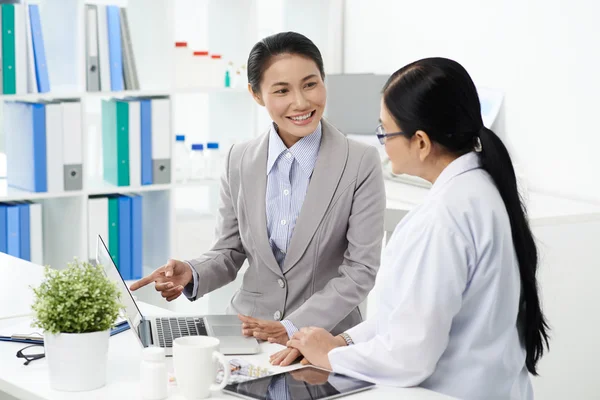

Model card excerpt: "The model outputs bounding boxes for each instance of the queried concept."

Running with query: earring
[473,136,483,153]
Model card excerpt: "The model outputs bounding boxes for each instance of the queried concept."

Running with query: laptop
[96,235,260,356]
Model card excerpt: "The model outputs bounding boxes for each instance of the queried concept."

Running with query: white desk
[384,180,600,234]
[0,253,455,400]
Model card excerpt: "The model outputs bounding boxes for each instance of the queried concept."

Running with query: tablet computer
[223,366,375,400]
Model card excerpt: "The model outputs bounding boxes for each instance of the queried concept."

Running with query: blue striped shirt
[267,122,322,337]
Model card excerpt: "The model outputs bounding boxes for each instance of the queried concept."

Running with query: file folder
[128,100,141,187]
[62,100,83,191]
[14,3,26,94]
[102,100,130,186]
[0,204,7,254]
[44,102,64,193]
[140,99,153,185]
[29,202,43,265]
[117,195,131,280]
[6,204,20,258]
[108,196,119,270]
[18,202,30,261]
[85,4,100,92]
[28,4,49,93]
[4,102,47,192]
[24,3,37,93]
[97,5,111,91]
[150,97,171,184]
[119,7,139,90]
[2,4,16,94]
[130,194,142,280]
[87,196,108,262]
[106,5,123,91]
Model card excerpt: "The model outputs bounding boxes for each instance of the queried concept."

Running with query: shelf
[85,178,173,196]
[0,179,84,202]
[0,87,247,102]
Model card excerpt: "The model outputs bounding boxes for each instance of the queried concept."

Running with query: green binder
[108,196,119,270]
[2,4,16,95]
[102,100,130,186]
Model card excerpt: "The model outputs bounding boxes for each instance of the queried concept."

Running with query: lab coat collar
[429,152,482,196]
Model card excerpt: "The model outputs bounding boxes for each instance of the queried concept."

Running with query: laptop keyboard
[156,317,207,348]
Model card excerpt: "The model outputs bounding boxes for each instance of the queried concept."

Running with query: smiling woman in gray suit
[131,32,385,352]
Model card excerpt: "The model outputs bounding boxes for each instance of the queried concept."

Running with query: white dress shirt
[328,152,533,400]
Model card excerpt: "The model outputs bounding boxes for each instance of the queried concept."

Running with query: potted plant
[31,259,122,392]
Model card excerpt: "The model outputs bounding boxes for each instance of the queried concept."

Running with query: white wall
[344,0,600,202]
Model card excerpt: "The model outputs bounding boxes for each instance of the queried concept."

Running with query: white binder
[87,197,108,262]
[62,101,83,191]
[97,5,111,92]
[151,97,171,184]
[24,2,37,93]
[128,100,141,187]
[14,3,27,95]
[45,102,64,193]
[29,202,43,265]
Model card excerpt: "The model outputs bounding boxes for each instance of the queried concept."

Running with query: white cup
[173,336,230,399]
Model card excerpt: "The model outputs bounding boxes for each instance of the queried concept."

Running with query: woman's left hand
[287,327,346,370]
[238,315,289,345]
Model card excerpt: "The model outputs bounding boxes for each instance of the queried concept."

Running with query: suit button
[278,279,285,288]
[273,311,282,321]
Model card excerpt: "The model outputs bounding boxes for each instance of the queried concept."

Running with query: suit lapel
[240,130,283,277]
[282,119,348,274]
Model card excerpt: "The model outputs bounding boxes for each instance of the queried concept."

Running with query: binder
[28,4,49,93]
[18,202,30,261]
[96,5,111,91]
[128,100,141,187]
[85,4,100,92]
[117,196,131,280]
[44,102,64,193]
[0,204,7,254]
[62,100,83,191]
[119,7,139,90]
[102,100,130,186]
[29,202,43,265]
[140,99,153,185]
[14,3,26,94]
[130,194,142,280]
[108,196,119,270]
[87,196,108,262]
[24,3,37,93]
[6,204,20,258]
[106,6,123,91]
[150,97,171,184]
[4,102,47,192]
[2,4,15,94]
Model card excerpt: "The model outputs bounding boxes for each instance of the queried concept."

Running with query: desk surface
[0,253,455,400]
[385,180,600,226]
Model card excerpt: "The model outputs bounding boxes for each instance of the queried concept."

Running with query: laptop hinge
[139,318,153,347]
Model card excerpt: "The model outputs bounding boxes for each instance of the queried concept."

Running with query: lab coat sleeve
[286,147,385,334]
[345,318,377,343]
[328,221,472,387]
[184,145,247,300]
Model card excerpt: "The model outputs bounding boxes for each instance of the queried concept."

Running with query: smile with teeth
[288,111,315,121]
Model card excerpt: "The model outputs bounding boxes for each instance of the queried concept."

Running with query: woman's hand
[287,327,347,370]
[129,259,193,302]
[238,315,289,345]
[270,347,304,366]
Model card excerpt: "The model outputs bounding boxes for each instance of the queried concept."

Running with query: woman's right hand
[270,347,307,367]
[129,259,193,302]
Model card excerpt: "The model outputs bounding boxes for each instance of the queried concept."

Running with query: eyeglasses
[375,124,407,145]
[16,344,45,365]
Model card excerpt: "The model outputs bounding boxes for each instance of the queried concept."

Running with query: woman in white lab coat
[274,57,550,400]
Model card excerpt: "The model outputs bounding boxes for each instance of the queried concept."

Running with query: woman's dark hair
[247,31,325,94]
[382,57,549,375]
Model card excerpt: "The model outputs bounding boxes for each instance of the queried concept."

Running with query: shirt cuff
[280,319,299,339]
[183,261,199,300]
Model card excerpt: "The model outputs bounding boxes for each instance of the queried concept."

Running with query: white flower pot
[44,329,110,392]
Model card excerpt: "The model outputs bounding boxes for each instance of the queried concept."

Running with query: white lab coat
[328,152,533,400]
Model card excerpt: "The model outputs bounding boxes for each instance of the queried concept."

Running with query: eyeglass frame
[375,124,408,145]
[16,343,45,365]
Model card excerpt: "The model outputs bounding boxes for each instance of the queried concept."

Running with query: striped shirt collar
[266,121,322,176]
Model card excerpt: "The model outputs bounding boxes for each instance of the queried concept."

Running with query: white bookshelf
[0,0,343,311]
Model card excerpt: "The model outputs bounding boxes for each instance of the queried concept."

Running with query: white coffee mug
[173,336,230,399]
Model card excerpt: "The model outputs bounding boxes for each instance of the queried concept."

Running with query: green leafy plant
[31,259,123,334]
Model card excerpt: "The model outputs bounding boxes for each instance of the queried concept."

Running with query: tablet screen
[223,366,375,400]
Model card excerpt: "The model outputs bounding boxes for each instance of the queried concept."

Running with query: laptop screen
[96,235,144,341]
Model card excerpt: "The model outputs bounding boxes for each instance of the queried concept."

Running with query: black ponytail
[478,126,550,375]
[383,57,549,375]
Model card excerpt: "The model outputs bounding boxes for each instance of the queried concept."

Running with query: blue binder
[140,99,153,185]
[6,205,20,258]
[106,6,124,91]
[18,203,30,261]
[0,204,7,254]
[28,5,50,93]
[117,196,132,280]
[130,195,142,280]
[4,103,47,192]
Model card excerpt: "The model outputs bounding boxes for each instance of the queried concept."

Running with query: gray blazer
[186,119,385,335]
